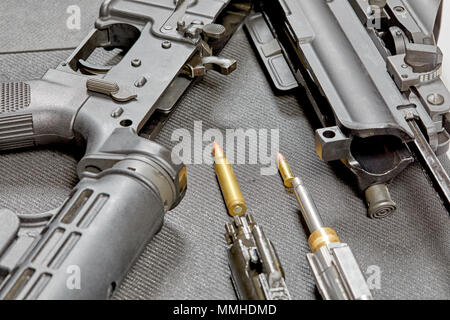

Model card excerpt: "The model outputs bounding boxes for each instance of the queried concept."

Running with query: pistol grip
[0,82,34,150]
[0,70,89,151]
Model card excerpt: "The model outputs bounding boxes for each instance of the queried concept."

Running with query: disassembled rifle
[213,142,291,300]
[0,0,447,300]
[277,153,373,300]
[246,0,450,217]
[0,0,250,299]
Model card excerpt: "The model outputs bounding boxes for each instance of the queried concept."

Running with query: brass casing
[178,166,187,194]
[278,159,294,188]
[214,150,247,216]
[308,227,340,252]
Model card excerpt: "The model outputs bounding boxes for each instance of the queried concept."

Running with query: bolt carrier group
[225,214,291,300]
[213,142,291,300]
[277,153,373,300]
[212,143,373,300]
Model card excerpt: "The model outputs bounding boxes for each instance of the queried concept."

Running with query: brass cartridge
[213,141,247,216]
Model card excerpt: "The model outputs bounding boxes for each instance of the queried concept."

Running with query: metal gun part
[247,0,450,217]
[277,155,372,300]
[0,0,251,299]
[225,214,291,300]
[291,177,373,300]
[406,115,450,212]
[307,242,374,300]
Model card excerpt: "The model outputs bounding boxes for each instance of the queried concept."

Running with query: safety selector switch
[182,23,236,77]
[86,78,137,102]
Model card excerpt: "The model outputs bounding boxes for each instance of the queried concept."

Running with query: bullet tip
[212,141,223,156]
[276,152,286,165]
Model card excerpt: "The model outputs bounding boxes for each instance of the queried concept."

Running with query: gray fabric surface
[0,0,103,53]
[0,1,449,300]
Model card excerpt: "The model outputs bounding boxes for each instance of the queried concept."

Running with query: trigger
[78,59,112,75]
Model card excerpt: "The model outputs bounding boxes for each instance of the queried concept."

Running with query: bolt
[164,25,173,31]
[427,93,445,106]
[162,40,172,49]
[131,59,141,67]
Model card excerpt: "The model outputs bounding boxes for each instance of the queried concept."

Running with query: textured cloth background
[0,0,104,53]
[0,1,449,300]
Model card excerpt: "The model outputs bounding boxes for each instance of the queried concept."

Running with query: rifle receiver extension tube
[213,141,247,216]
[277,153,373,300]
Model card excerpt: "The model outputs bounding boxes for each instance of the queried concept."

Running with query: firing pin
[213,141,247,216]
[225,214,291,300]
[277,153,373,300]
